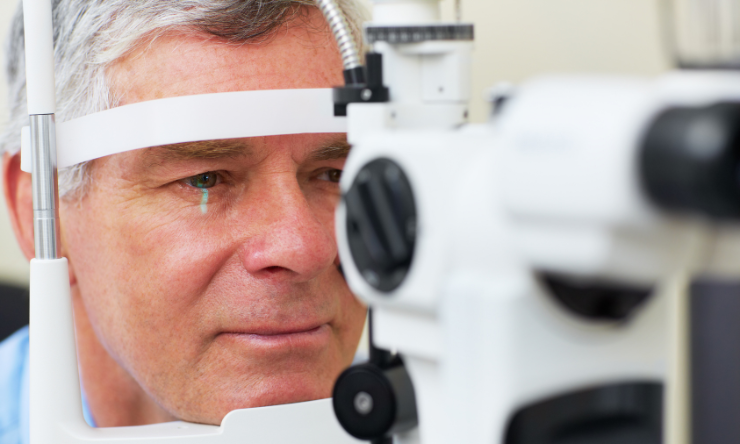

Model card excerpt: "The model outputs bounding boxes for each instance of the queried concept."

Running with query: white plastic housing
[337,118,490,317]
[337,71,740,444]
[497,72,740,284]
[443,145,676,443]
[30,259,84,443]
[22,0,56,114]
[370,41,472,129]
[340,72,740,319]
[336,118,492,444]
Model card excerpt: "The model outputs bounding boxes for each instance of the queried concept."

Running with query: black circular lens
[344,158,417,292]
[641,102,740,219]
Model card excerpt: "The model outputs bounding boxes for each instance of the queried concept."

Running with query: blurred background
[1,0,28,341]
[0,0,671,338]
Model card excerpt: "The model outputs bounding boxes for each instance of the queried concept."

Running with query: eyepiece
[344,158,417,292]
[640,102,740,219]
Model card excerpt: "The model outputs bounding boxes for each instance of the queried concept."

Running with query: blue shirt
[0,327,95,444]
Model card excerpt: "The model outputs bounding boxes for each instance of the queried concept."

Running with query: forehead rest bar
[20,88,346,172]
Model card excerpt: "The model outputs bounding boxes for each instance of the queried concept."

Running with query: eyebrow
[310,140,352,161]
[142,137,351,165]
[144,139,249,163]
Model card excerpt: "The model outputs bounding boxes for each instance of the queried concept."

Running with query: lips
[234,323,325,336]
[217,323,332,352]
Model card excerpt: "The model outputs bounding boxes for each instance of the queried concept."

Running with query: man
[0,0,368,440]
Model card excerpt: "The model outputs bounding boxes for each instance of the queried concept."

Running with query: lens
[640,102,740,219]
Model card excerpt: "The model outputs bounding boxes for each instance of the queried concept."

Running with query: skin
[2,8,367,426]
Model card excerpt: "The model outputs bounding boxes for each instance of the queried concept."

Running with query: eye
[185,172,219,189]
[317,169,342,183]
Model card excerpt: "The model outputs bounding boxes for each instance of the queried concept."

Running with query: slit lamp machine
[20,0,740,443]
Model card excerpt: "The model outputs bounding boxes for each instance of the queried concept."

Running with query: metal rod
[315,0,362,71]
[30,114,60,260]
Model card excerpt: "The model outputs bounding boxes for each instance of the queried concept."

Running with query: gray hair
[0,0,366,198]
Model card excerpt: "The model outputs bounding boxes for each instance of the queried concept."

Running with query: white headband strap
[20,88,345,172]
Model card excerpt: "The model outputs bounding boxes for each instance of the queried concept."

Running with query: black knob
[332,361,418,440]
[641,102,740,219]
[344,158,417,292]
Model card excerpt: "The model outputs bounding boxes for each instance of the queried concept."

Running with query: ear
[3,151,35,261]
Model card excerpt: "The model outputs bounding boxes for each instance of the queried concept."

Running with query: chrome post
[30,113,60,260]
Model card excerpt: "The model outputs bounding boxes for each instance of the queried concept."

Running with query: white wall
[0,0,672,287]
[444,0,671,122]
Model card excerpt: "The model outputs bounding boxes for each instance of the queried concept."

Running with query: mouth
[218,323,332,351]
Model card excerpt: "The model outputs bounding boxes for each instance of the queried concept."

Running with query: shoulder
[0,327,29,444]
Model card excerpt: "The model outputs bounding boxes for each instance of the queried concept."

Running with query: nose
[237,175,337,282]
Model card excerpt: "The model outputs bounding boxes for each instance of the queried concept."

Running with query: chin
[167,333,356,424]
[251,372,335,405]
[190,370,339,425]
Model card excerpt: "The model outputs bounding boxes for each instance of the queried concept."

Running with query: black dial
[332,361,418,440]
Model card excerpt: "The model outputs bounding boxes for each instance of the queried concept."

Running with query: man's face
[60,11,366,424]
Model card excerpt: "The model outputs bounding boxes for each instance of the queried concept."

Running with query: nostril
[263,266,284,274]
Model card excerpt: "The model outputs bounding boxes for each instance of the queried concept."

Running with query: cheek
[62,189,231,364]
[116,205,232,324]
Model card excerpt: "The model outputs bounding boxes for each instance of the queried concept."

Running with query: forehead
[108,9,344,105]
[100,9,346,166]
